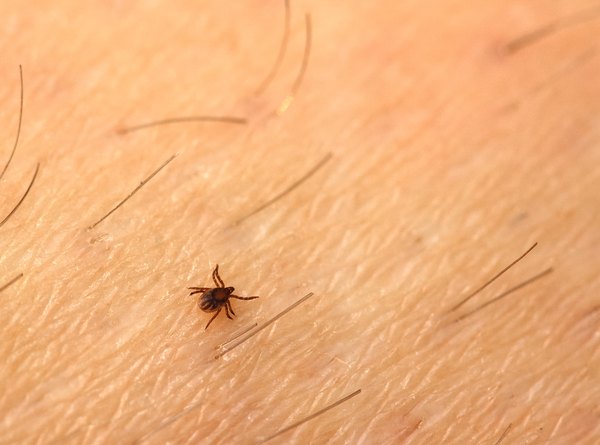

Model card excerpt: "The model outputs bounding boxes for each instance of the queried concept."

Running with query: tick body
[188,265,259,330]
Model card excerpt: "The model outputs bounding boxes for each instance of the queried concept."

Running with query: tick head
[212,287,234,301]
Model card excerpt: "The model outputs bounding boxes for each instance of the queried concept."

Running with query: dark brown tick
[188,265,259,330]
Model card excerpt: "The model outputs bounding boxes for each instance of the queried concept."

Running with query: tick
[188,264,259,330]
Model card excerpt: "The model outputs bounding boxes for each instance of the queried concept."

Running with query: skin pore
[0,0,599,444]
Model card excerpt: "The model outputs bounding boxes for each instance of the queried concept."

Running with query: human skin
[0,0,599,444]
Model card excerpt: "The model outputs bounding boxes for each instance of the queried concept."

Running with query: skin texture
[0,0,599,444]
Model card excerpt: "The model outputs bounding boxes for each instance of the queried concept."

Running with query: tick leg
[230,295,259,301]
[212,264,225,288]
[224,302,234,320]
[205,308,222,330]
[188,287,209,296]
[226,300,236,316]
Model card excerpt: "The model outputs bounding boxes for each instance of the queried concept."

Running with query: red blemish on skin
[567,305,600,345]
[384,418,423,444]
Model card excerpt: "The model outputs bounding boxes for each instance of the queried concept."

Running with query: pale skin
[0,1,599,444]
